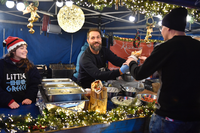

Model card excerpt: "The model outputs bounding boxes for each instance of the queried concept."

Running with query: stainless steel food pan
[42,78,72,83]
[46,87,86,102]
[38,85,89,104]
[42,82,78,88]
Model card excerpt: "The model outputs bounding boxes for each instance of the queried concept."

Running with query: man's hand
[22,99,32,105]
[119,65,129,74]
[9,101,20,109]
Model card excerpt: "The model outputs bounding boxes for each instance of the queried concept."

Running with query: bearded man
[77,28,129,88]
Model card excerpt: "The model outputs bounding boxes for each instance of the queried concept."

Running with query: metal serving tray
[42,82,78,88]
[42,78,72,83]
[45,87,86,102]
[39,86,89,104]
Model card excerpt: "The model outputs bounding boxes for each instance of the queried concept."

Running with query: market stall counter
[0,78,154,133]
[0,103,40,118]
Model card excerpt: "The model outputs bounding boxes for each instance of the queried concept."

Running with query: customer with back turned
[125,8,200,133]
[77,28,129,88]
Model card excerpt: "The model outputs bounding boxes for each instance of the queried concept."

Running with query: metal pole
[69,34,73,64]
[3,28,5,56]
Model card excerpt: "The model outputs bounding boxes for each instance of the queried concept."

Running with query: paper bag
[88,80,107,113]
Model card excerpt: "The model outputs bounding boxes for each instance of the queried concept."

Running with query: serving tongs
[119,84,127,95]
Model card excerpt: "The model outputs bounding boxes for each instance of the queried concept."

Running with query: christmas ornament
[57,5,85,33]
[144,17,156,44]
[23,1,40,34]
[133,31,141,48]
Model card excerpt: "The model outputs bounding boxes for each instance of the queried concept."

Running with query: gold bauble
[28,18,34,22]
[33,17,38,22]
[29,28,35,34]
[27,22,33,28]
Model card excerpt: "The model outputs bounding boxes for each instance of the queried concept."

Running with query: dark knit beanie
[162,7,188,32]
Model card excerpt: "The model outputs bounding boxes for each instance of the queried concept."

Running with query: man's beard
[90,42,102,51]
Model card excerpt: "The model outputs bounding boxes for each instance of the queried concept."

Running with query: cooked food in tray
[46,88,86,95]
[111,96,141,106]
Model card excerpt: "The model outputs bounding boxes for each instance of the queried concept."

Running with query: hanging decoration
[57,5,85,33]
[23,1,40,34]
[0,0,6,4]
[1,0,200,22]
[76,0,200,22]
[144,17,156,44]
[113,36,164,43]
[115,0,119,10]
[133,31,141,48]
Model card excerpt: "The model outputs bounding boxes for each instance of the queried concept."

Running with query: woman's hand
[22,99,32,105]
[9,101,20,109]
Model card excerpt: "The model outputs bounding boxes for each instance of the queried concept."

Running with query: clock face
[57,5,85,33]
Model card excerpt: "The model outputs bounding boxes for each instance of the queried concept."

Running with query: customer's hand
[22,99,32,105]
[119,65,129,74]
[128,55,138,61]
[139,56,147,62]
[9,101,20,109]
[125,57,137,66]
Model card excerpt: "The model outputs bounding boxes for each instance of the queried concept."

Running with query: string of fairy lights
[0,103,156,132]
[74,0,199,23]
[1,0,199,23]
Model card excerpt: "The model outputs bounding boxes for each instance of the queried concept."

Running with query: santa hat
[162,7,188,32]
[3,36,27,53]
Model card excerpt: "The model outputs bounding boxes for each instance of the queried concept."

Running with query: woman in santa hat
[0,36,41,109]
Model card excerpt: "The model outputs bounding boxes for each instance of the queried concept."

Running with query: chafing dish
[42,82,78,88]
[39,86,88,104]
[45,87,86,102]
[36,86,89,114]
[42,78,72,83]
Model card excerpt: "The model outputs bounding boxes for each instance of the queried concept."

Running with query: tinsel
[114,36,164,43]
[0,0,7,4]
[0,102,156,132]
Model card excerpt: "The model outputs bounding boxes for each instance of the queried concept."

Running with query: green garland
[114,36,164,43]
[1,0,199,22]
[74,0,199,23]
[0,102,156,132]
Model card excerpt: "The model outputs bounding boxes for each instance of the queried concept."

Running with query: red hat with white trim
[3,36,27,53]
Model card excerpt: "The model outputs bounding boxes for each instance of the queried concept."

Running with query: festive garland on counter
[0,102,156,132]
